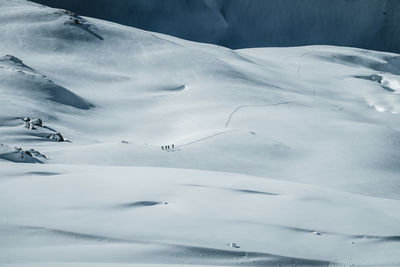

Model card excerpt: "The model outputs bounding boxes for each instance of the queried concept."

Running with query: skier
[172,144,174,149]
[161,146,164,150]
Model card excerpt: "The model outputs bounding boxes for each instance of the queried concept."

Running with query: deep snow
[1,0,400,266]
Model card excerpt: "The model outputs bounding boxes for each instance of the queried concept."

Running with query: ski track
[224,102,291,128]
[177,130,239,148]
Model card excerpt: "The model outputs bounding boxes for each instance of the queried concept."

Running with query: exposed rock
[23,117,42,130]
[49,132,64,142]
[30,118,43,127]
[27,149,47,159]
[228,242,240,248]
[24,121,36,130]
[0,144,44,163]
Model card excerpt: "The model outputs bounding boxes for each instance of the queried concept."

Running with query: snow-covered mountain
[34,0,400,53]
[1,0,400,266]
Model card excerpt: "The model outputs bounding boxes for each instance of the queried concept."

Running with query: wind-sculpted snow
[1,0,400,266]
[33,0,400,53]
[0,55,93,110]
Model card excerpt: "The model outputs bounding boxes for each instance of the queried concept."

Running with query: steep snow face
[1,0,400,266]
[33,0,400,53]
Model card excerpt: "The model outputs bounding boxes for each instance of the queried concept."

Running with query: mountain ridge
[33,0,400,53]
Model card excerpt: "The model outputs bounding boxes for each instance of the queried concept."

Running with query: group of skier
[162,144,174,150]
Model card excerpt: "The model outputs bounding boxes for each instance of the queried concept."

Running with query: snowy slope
[1,0,400,266]
[34,0,400,53]
[2,164,400,266]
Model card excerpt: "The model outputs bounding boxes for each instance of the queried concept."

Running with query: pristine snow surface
[33,0,400,53]
[1,0,400,266]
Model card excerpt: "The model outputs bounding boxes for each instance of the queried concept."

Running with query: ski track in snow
[177,130,239,148]
[224,102,291,128]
